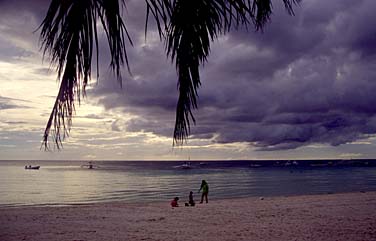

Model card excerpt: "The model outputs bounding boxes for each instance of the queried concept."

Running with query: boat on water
[174,162,192,169]
[181,162,192,169]
[285,161,299,167]
[81,161,99,169]
[250,164,262,168]
[25,165,40,170]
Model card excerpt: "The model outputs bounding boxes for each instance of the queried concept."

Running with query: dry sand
[1,192,376,241]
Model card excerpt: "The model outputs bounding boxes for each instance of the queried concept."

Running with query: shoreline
[0,189,371,209]
[1,191,376,240]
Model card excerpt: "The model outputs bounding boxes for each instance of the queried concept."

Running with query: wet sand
[1,192,376,241]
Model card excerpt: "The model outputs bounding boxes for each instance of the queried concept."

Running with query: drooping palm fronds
[167,0,233,145]
[40,0,299,149]
[251,0,300,30]
[146,0,300,145]
[39,0,132,149]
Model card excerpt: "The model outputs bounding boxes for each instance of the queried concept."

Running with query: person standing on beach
[198,180,209,203]
[188,191,195,206]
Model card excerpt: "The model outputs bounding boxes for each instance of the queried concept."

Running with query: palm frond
[145,0,172,39]
[167,0,224,145]
[95,0,133,84]
[146,0,299,145]
[40,0,132,149]
[40,0,300,149]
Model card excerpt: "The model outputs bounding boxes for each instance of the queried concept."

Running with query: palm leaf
[40,0,132,149]
[146,0,300,145]
[167,0,224,145]
[40,0,299,149]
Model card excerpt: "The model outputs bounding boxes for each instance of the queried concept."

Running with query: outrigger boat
[80,161,99,169]
[25,165,40,170]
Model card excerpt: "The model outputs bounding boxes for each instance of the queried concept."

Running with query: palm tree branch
[149,0,300,145]
[40,0,300,149]
[40,0,132,149]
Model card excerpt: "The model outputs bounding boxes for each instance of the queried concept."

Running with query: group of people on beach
[171,180,209,207]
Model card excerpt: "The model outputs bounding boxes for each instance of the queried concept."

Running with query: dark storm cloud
[0,0,49,21]
[0,0,50,62]
[85,0,376,150]
[4,0,376,151]
[189,0,376,150]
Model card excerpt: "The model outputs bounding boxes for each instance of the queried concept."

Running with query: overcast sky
[1,0,376,160]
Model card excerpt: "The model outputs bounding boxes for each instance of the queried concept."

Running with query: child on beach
[171,197,179,207]
[185,191,195,206]
[198,180,209,204]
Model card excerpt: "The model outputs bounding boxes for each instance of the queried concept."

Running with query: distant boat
[81,161,99,169]
[181,162,192,169]
[25,165,40,170]
[250,164,262,168]
[173,162,193,169]
[285,161,299,167]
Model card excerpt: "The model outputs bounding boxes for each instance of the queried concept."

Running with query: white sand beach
[1,192,376,241]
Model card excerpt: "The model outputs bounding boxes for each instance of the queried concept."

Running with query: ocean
[1,160,376,207]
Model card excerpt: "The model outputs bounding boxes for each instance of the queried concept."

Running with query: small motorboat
[25,165,40,170]
[181,162,192,169]
[81,161,99,169]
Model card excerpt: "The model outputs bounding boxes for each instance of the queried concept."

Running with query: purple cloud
[2,0,376,152]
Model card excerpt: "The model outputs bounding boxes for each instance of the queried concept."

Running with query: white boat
[25,165,40,170]
[284,161,292,166]
[285,161,299,167]
[180,162,192,169]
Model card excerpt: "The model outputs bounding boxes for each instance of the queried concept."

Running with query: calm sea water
[1,160,376,207]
